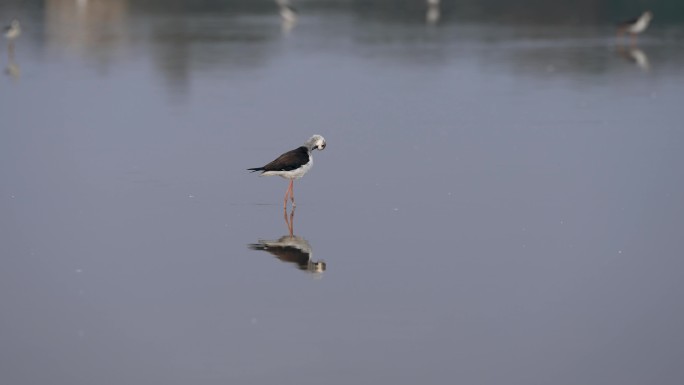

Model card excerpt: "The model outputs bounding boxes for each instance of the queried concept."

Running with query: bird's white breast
[286,155,312,179]
[260,154,312,180]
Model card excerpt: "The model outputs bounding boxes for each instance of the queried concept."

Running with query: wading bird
[4,19,20,51]
[426,0,440,25]
[280,4,298,24]
[248,135,326,209]
[618,11,653,45]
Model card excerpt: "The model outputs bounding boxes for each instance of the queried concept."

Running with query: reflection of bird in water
[5,57,20,79]
[617,11,653,45]
[426,0,440,25]
[248,135,326,209]
[248,208,326,274]
[618,46,650,71]
[249,235,326,273]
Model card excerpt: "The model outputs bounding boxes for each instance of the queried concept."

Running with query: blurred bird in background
[618,11,653,45]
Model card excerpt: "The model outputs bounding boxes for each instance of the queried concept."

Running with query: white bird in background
[4,19,21,42]
[426,0,441,25]
[4,19,20,58]
[275,0,298,32]
[280,4,298,24]
[617,11,653,45]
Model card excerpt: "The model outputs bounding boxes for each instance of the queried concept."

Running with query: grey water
[1,1,684,384]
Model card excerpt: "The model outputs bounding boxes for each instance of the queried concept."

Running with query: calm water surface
[1,1,684,384]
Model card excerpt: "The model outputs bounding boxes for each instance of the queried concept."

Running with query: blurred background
[1,1,683,385]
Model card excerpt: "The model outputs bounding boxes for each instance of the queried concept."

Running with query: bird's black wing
[261,146,309,172]
[618,16,639,27]
[248,243,310,270]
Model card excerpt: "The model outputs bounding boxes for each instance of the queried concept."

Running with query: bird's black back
[260,146,309,172]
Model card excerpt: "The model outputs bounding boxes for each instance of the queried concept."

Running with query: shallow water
[2,1,684,384]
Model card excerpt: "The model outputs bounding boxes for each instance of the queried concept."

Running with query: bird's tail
[247,167,264,172]
[248,243,268,251]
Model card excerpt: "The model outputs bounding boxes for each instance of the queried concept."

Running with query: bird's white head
[11,19,20,28]
[642,11,653,22]
[309,260,327,273]
[306,135,326,151]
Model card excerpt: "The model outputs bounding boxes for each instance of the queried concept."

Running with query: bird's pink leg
[283,184,289,209]
[290,180,296,207]
[284,206,295,236]
[284,180,293,209]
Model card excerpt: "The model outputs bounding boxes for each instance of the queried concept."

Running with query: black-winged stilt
[4,19,20,52]
[276,0,298,25]
[279,4,298,23]
[426,0,440,25]
[4,19,20,41]
[248,135,326,209]
[618,11,653,45]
